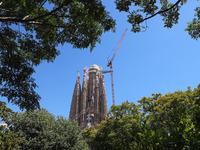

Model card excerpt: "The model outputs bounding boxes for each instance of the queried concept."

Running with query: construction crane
[103,28,128,105]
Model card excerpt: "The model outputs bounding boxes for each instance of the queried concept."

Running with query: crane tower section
[105,28,128,105]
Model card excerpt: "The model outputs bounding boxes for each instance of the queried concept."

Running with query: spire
[99,73,107,121]
[69,74,81,122]
[80,67,88,129]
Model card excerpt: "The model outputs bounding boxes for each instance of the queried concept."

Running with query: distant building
[69,64,107,130]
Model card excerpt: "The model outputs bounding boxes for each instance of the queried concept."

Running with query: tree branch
[0,8,15,12]
[0,17,20,21]
[30,0,72,21]
[139,0,181,24]
[0,1,73,26]
[50,14,70,18]
[22,15,29,20]
[26,21,69,28]
[0,17,69,28]
[39,0,48,10]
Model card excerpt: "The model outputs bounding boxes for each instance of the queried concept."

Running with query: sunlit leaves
[83,101,142,150]
[0,101,22,149]
[84,85,200,150]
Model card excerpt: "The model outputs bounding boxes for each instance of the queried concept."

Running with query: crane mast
[104,28,127,105]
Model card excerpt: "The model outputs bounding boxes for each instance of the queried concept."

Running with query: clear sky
[3,1,200,118]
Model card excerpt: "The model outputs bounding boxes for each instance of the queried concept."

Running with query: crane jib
[105,28,128,105]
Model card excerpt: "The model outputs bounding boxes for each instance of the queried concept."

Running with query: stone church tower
[69,64,107,130]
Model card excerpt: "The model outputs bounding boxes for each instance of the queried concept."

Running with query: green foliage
[0,0,116,110]
[0,101,22,150]
[1,0,200,112]
[186,7,200,39]
[114,0,200,36]
[83,101,143,150]
[83,85,200,150]
[11,108,88,150]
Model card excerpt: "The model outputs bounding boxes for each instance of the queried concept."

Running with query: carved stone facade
[69,64,107,130]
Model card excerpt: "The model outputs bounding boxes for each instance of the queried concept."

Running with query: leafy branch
[138,0,181,24]
[0,0,73,28]
[30,0,73,21]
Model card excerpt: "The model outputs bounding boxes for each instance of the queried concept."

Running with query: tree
[1,0,200,111]
[11,108,88,150]
[83,85,200,150]
[114,0,200,39]
[0,0,116,110]
[83,101,143,150]
[0,101,22,149]
[138,86,200,149]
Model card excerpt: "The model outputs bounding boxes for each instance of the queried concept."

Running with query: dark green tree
[0,0,115,110]
[11,108,88,150]
[1,0,200,111]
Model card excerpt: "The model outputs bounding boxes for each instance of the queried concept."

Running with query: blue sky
[3,1,200,118]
